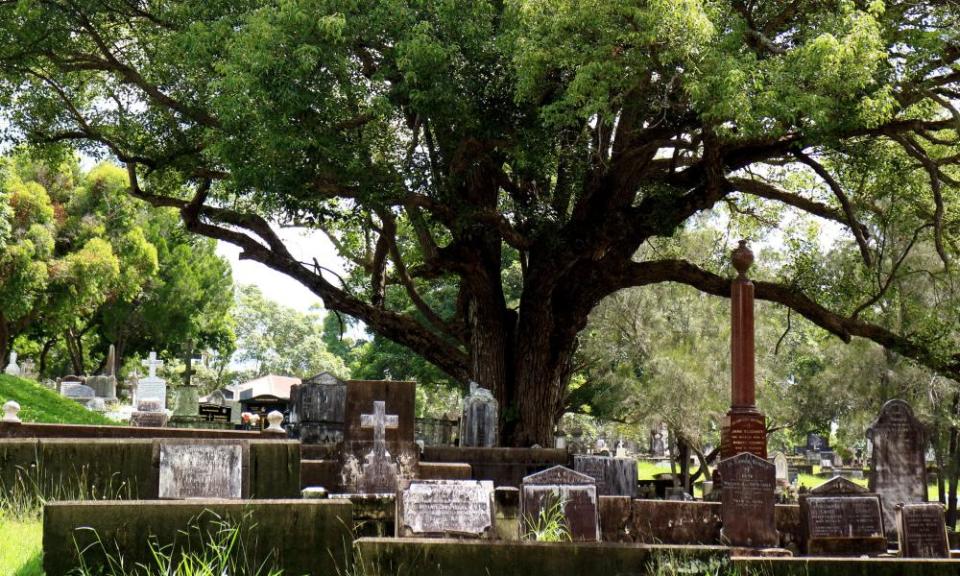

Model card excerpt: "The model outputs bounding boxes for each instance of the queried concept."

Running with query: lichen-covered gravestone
[521,465,599,542]
[573,455,638,497]
[897,503,949,558]
[719,452,777,548]
[159,443,245,499]
[867,399,927,540]
[397,479,495,538]
[799,476,885,556]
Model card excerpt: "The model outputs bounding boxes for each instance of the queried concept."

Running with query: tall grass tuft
[72,511,286,576]
[0,458,134,520]
[523,493,572,542]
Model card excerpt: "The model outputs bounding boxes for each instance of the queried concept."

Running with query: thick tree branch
[615,259,960,379]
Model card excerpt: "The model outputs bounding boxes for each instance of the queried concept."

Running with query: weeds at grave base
[70,510,287,576]
[0,454,135,520]
[523,493,572,543]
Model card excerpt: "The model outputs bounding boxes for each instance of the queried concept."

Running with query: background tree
[1,1,959,444]
[233,284,346,379]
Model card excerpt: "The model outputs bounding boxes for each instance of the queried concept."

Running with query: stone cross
[141,351,163,378]
[361,400,399,449]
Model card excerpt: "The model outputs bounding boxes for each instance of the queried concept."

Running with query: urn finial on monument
[731,239,753,279]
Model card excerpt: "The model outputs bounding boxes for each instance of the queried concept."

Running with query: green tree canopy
[1,1,958,444]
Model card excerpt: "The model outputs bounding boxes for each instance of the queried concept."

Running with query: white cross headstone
[361,400,400,448]
[141,351,163,378]
[4,351,20,376]
[359,400,401,493]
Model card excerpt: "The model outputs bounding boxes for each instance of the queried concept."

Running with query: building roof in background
[236,374,301,401]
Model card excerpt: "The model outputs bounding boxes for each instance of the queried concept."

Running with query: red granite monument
[721,241,767,460]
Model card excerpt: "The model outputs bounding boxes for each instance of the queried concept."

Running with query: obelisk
[720,240,767,459]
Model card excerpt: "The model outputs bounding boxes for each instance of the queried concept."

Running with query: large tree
[1,1,958,444]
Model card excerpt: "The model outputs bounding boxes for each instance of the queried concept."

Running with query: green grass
[0,514,43,576]
[0,374,116,425]
[638,460,670,480]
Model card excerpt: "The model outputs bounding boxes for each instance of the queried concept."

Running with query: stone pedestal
[721,411,768,460]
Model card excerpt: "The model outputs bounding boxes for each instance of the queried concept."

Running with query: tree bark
[948,393,960,529]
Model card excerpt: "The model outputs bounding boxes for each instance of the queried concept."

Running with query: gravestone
[460,381,498,447]
[807,433,829,452]
[172,384,200,417]
[573,455,638,497]
[130,398,168,427]
[341,380,418,493]
[358,400,400,494]
[721,412,767,459]
[868,399,927,540]
[521,465,599,542]
[772,452,789,486]
[799,476,885,556]
[4,351,20,376]
[87,375,117,401]
[719,452,778,548]
[159,443,244,499]
[138,352,168,411]
[290,371,347,443]
[62,383,96,403]
[897,503,949,558]
[397,480,495,538]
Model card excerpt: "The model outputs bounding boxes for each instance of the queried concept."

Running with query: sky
[215,226,347,313]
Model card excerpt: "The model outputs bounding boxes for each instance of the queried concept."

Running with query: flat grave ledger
[719,452,778,548]
[868,399,927,540]
[397,479,495,538]
[521,465,599,542]
[897,503,950,558]
[573,455,638,497]
[158,443,246,499]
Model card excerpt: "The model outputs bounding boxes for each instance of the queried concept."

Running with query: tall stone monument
[721,241,767,460]
[460,381,498,447]
[868,399,927,540]
[87,344,117,401]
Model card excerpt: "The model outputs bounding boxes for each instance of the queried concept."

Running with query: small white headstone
[137,377,167,411]
[4,351,20,376]
[2,400,21,423]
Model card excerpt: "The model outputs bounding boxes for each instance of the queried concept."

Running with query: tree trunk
[0,316,9,371]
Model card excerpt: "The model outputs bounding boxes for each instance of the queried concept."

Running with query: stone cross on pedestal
[141,351,163,378]
[361,400,399,452]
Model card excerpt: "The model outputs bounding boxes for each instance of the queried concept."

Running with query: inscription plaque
[719,452,777,547]
[722,413,767,459]
[398,480,494,538]
[898,503,949,558]
[159,444,244,499]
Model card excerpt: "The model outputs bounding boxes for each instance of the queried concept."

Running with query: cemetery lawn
[0,374,116,425]
[0,514,43,576]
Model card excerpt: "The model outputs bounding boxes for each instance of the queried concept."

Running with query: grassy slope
[0,374,115,425]
[0,515,43,576]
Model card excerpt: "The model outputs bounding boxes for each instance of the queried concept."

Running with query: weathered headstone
[573,455,638,497]
[719,452,778,548]
[799,476,886,556]
[867,399,927,540]
[62,383,96,403]
[290,371,347,443]
[130,398,168,428]
[897,503,949,558]
[358,400,400,494]
[4,351,20,376]
[87,375,117,401]
[172,384,200,417]
[159,443,244,499]
[521,465,599,542]
[397,480,495,538]
[460,381,498,447]
[772,452,789,486]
